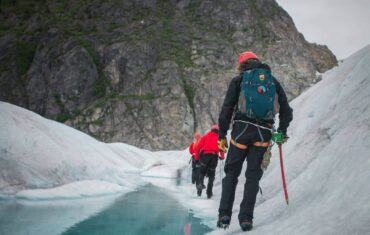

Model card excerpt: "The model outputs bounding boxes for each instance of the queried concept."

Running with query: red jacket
[195,131,224,160]
[188,140,199,158]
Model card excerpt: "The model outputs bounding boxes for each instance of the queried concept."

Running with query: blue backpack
[238,68,276,120]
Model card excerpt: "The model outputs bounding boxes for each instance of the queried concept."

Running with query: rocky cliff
[0,0,337,150]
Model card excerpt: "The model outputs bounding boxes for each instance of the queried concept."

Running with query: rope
[257,126,265,142]
[234,123,249,143]
[234,120,273,132]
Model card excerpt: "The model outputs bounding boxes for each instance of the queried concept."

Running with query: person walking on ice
[194,125,225,199]
[217,51,293,231]
[188,132,201,184]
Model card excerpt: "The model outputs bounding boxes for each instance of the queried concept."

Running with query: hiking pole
[273,131,289,205]
[278,143,289,205]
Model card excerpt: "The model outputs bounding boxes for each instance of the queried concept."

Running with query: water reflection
[62,184,211,235]
[0,194,119,235]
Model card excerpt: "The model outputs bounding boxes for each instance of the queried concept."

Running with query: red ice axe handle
[278,144,289,205]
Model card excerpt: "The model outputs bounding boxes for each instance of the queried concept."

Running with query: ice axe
[272,132,289,205]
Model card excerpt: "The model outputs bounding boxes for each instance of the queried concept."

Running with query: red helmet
[211,125,219,131]
[237,51,258,65]
[194,132,201,140]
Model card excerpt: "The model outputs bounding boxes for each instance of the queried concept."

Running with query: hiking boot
[207,192,213,199]
[240,219,253,231]
[196,183,205,197]
[217,215,230,229]
[196,183,205,190]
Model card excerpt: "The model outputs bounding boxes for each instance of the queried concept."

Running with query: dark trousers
[191,158,197,184]
[196,153,218,195]
[218,122,271,222]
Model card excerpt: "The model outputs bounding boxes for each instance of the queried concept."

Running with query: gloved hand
[261,150,272,170]
[272,131,289,144]
[281,134,289,144]
[218,137,228,153]
[219,152,225,160]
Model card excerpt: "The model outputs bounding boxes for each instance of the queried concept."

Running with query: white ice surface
[15,180,127,200]
[1,45,370,235]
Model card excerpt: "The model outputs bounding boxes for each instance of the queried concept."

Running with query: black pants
[191,158,198,184]
[218,122,271,222]
[196,153,218,195]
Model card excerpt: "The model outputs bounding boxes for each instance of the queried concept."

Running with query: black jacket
[218,60,293,138]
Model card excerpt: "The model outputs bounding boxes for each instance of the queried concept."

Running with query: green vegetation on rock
[181,77,195,110]
[110,92,157,101]
[76,37,110,98]
[56,112,71,123]
[15,40,36,78]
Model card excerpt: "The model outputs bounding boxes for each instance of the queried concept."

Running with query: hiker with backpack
[188,132,201,184]
[194,125,225,199]
[216,51,293,231]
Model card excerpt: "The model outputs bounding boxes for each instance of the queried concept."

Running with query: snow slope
[0,103,188,199]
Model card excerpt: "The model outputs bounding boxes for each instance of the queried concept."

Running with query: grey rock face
[0,0,337,150]
[26,33,99,120]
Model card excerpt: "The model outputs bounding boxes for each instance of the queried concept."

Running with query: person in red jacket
[188,132,201,184]
[195,125,225,198]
